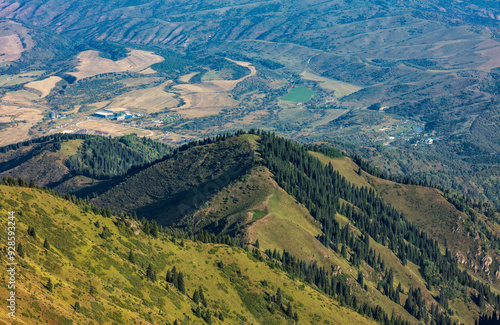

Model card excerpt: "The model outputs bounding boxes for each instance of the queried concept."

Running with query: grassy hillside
[0,184,379,325]
[309,151,500,321]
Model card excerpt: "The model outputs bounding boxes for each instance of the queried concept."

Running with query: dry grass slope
[0,185,376,325]
[25,76,62,98]
[70,49,164,80]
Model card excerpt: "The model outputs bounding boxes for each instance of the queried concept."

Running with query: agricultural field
[0,104,43,146]
[206,59,257,91]
[0,20,33,63]
[477,41,500,70]
[301,71,362,98]
[72,120,155,137]
[0,71,44,87]
[280,85,316,103]
[69,49,164,80]
[172,83,238,118]
[24,76,62,98]
[106,81,179,113]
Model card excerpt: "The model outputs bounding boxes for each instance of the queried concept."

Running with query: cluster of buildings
[50,112,67,119]
[93,109,139,120]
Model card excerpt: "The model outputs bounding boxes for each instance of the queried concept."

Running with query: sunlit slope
[0,184,377,325]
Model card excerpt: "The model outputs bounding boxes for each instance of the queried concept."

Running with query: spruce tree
[193,289,200,304]
[358,271,364,287]
[17,242,25,258]
[128,250,135,264]
[146,264,156,282]
[276,287,283,306]
[285,301,293,317]
[199,286,207,307]
[204,309,212,324]
[47,278,53,292]
[150,220,158,238]
[27,226,36,239]
[43,238,50,250]
[171,267,178,288]
[178,272,186,294]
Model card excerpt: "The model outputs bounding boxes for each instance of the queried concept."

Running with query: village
[380,120,437,147]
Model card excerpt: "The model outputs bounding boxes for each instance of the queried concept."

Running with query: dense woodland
[258,130,500,324]
[65,134,172,179]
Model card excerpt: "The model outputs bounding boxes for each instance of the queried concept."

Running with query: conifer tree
[171,267,178,288]
[17,242,25,258]
[285,301,293,317]
[150,220,158,238]
[146,263,156,282]
[178,272,186,294]
[204,309,212,324]
[75,301,80,312]
[193,289,200,304]
[199,286,207,307]
[47,278,53,292]
[358,271,364,287]
[276,287,283,306]
[128,250,135,264]
[27,226,36,239]
[43,238,50,250]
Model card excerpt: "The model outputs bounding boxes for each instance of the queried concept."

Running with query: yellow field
[107,81,179,113]
[0,34,24,62]
[87,100,110,111]
[69,49,164,79]
[74,120,155,137]
[207,59,257,91]
[172,83,238,118]
[24,76,62,98]
[0,104,43,146]
[179,72,199,83]
[2,89,41,104]
[0,21,33,63]
[301,71,362,98]
[478,44,500,70]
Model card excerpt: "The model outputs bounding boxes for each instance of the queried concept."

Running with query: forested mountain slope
[0,184,379,325]
[0,133,171,195]
[2,132,500,324]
